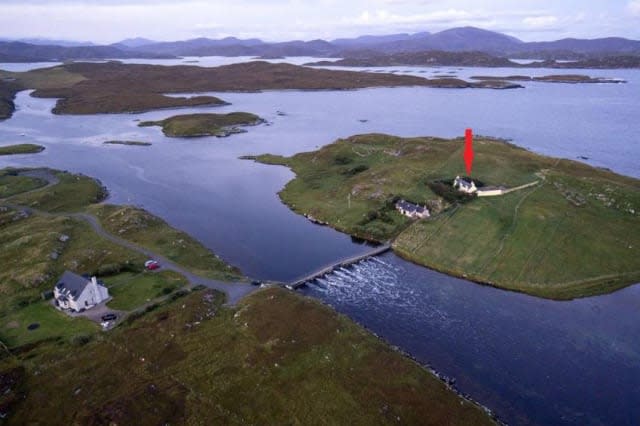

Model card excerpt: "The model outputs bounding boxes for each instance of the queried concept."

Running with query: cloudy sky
[1,0,639,43]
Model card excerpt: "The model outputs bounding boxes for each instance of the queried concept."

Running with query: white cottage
[396,200,430,219]
[54,271,110,312]
[453,176,478,194]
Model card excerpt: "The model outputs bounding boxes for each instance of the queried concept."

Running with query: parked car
[251,280,262,286]
[101,313,117,322]
[144,260,161,270]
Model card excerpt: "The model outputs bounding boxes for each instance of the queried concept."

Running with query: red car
[144,260,161,271]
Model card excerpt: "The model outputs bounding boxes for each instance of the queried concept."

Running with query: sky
[0,0,639,43]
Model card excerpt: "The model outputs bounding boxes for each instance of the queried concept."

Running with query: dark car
[101,313,117,322]
[251,280,263,286]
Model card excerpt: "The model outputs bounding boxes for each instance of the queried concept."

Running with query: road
[3,169,258,306]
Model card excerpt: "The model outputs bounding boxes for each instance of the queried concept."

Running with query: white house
[54,271,110,312]
[396,200,430,219]
[453,176,478,194]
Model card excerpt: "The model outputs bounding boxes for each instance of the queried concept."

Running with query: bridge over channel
[288,243,392,289]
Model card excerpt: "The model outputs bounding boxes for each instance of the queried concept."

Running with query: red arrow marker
[463,128,474,176]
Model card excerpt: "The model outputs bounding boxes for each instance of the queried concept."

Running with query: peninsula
[251,134,640,300]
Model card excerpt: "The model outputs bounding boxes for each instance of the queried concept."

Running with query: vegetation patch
[8,169,107,212]
[1,288,493,424]
[107,271,188,311]
[103,140,152,146]
[252,134,640,299]
[139,112,263,138]
[0,170,47,198]
[87,204,243,281]
[0,144,45,156]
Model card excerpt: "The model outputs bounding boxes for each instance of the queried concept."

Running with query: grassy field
[253,134,640,299]
[0,170,47,197]
[87,204,243,281]
[8,169,107,212]
[107,271,188,311]
[139,112,263,138]
[1,287,494,425]
[0,144,45,156]
[0,301,97,348]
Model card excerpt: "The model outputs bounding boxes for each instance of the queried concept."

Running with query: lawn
[107,271,188,311]
[0,301,97,348]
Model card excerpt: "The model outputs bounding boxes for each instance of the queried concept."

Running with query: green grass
[88,204,243,281]
[254,134,640,299]
[8,169,107,212]
[0,301,97,348]
[139,112,263,137]
[2,288,494,425]
[107,271,188,311]
[0,144,45,156]
[0,170,47,198]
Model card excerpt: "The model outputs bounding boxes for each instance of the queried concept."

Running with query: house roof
[396,200,427,214]
[55,271,90,301]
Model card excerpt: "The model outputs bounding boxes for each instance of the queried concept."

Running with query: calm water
[1,61,639,425]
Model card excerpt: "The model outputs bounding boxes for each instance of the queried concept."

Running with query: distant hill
[367,27,523,54]
[331,32,431,48]
[308,51,517,67]
[12,38,96,47]
[0,41,172,62]
[1,27,639,64]
[514,37,640,57]
[113,37,157,48]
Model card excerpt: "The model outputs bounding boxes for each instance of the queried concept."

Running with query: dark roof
[396,200,427,214]
[55,271,90,300]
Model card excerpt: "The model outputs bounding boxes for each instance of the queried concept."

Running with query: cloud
[522,15,559,28]
[628,0,640,16]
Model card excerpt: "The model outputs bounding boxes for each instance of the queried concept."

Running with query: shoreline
[291,287,506,425]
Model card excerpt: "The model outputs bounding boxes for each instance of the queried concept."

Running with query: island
[470,74,626,84]
[139,112,264,138]
[103,140,152,146]
[0,61,525,119]
[0,166,494,424]
[0,144,45,155]
[249,134,640,300]
[306,51,640,70]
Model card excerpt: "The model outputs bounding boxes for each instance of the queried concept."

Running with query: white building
[396,200,430,219]
[54,271,110,312]
[453,176,478,194]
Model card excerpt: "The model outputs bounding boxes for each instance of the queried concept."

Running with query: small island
[139,112,264,138]
[470,74,626,84]
[103,140,152,146]
[0,144,45,155]
[250,134,640,300]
